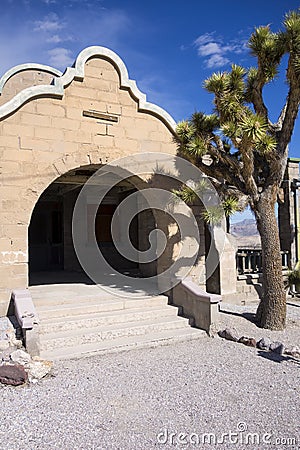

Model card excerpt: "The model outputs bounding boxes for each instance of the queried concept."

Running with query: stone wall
[222,275,263,305]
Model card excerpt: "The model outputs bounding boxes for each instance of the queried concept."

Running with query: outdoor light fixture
[292,178,300,189]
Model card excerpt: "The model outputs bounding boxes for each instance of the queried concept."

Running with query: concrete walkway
[29,270,163,301]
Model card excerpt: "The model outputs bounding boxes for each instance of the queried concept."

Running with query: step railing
[171,278,221,334]
[11,289,40,356]
[236,249,290,275]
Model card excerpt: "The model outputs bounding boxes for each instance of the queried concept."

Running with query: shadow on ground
[257,350,300,365]
[219,308,259,327]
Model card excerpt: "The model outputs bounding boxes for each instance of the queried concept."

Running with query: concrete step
[36,295,168,320]
[40,326,206,360]
[39,306,180,334]
[39,316,191,351]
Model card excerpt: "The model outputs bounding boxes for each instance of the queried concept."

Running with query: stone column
[278,159,300,268]
[206,225,237,296]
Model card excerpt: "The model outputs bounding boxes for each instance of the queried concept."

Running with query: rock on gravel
[0,316,24,360]
[285,346,300,358]
[10,350,31,365]
[217,327,239,341]
[0,364,28,386]
[0,349,53,385]
[27,358,53,383]
[238,336,257,347]
[269,341,285,355]
[257,337,272,350]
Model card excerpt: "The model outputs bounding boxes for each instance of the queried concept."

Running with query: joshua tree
[175,10,300,330]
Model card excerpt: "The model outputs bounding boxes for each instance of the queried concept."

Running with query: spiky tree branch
[175,9,300,330]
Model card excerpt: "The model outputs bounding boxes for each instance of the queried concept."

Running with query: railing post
[236,248,290,275]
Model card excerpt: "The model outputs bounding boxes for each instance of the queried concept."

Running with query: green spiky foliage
[202,206,224,226]
[175,10,300,331]
[172,179,210,204]
[288,268,300,286]
[222,196,240,218]
[201,196,240,226]
[173,183,240,225]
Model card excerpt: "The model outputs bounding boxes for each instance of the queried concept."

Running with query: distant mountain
[230,219,261,249]
[231,218,258,237]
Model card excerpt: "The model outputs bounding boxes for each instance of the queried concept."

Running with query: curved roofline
[0,46,177,132]
[0,63,62,93]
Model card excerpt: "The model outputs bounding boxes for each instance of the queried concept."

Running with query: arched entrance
[28,165,157,286]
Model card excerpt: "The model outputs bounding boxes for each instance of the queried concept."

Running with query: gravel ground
[217,298,300,348]
[0,301,299,450]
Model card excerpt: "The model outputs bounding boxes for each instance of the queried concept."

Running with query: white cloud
[198,42,222,57]
[194,32,247,69]
[46,34,74,44]
[48,47,74,68]
[194,33,215,46]
[46,34,62,44]
[0,7,131,73]
[34,13,65,32]
[206,54,230,68]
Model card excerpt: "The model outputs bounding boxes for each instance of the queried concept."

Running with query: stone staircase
[29,282,206,360]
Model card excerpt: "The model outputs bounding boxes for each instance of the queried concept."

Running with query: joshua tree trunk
[254,185,286,330]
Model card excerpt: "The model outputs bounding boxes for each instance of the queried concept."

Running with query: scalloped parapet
[0,63,62,94]
[0,46,176,132]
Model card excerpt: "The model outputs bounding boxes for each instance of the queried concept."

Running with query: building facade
[0,46,240,320]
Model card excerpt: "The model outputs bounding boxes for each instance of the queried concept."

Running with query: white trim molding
[0,46,177,132]
[0,63,62,93]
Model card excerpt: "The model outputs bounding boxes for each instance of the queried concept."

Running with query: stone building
[279,158,300,269]
[0,46,238,356]
[0,45,296,357]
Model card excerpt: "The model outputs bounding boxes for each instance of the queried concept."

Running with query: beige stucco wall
[0,55,178,313]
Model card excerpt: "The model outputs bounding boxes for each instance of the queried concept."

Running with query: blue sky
[1,0,299,224]
[1,0,299,163]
